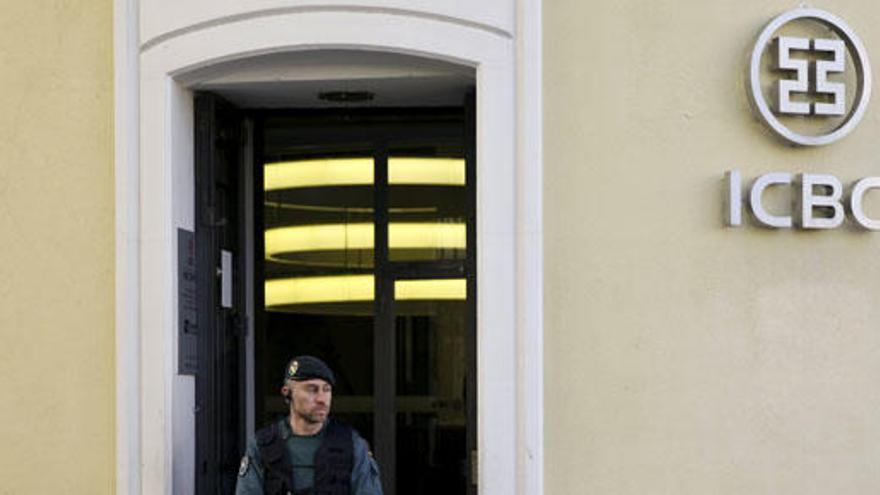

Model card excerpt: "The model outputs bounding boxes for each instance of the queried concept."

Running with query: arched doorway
[191,50,477,494]
[131,8,524,493]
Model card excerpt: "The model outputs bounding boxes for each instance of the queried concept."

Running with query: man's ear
[281,384,291,403]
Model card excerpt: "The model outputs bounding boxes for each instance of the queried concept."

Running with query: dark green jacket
[235,418,382,495]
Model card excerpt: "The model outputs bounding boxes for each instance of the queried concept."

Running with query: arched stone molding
[122,6,536,494]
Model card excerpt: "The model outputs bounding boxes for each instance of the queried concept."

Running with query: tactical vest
[256,419,354,495]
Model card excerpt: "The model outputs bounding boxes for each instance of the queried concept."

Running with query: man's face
[289,378,332,424]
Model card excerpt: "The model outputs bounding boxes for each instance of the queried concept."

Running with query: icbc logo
[749,9,871,146]
[776,36,845,116]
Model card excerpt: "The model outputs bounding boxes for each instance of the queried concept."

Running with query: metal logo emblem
[288,361,299,378]
[748,8,871,146]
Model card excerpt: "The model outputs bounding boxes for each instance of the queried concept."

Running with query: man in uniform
[236,355,383,495]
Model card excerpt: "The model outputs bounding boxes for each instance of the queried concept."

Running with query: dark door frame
[194,93,250,494]
[254,105,478,495]
[195,97,478,494]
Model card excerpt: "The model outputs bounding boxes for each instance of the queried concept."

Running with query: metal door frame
[254,105,478,495]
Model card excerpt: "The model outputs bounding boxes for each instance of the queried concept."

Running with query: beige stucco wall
[545,1,880,494]
[0,1,114,493]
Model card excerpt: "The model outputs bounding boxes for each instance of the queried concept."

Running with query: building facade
[2,0,880,494]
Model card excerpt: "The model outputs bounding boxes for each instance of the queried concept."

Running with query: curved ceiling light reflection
[264,157,465,191]
[263,202,438,214]
[265,276,466,306]
[264,222,466,257]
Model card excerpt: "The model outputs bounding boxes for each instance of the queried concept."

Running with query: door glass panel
[387,157,467,262]
[394,280,468,494]
[259,118,376,439]
[256,110,474,494]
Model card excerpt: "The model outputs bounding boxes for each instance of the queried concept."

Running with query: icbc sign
[748,8,871,146]
[725,170,880,231]
[724,11,878,232]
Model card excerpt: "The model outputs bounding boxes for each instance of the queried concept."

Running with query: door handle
[219,250,233,309]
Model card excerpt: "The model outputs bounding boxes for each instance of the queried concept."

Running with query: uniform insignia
[238,456,250,477]
[288,360,299,378]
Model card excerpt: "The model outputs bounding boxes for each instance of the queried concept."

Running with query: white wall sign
[725,170,880,230]
[749,8,871,146]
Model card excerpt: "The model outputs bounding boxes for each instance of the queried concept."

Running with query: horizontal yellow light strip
[265,223,373,256]
[266,275,374,306]
[388,158,465,185]
[390,222,466,250]
[265,275,466,306]
[395,279,467,300]
[265,222,466,256]
[264,157,465,191]
[265,158,373,191]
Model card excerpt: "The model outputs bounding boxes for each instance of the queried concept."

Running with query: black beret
[284,355,336,387]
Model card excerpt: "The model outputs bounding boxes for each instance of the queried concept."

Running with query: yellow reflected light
[265,275,374,306]
[264,157,465,191]
[389,158,465,185]
[265,275,466,306]
[265,223,373,256]
[265,222,466,257]
[395,279,466,300]
[388,222,465,249]
[265,158,373,191]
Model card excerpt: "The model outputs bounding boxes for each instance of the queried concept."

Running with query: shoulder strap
[256,422,295,495]
[313,419,354,495]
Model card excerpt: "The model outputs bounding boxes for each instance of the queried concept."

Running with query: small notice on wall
[178,228,198,375]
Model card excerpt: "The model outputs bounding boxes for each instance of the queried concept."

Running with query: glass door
[390,278,471,493]
[256,106,476,494]
[260,147,377,440]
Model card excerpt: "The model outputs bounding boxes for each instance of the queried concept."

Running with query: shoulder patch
[238,456,250,477]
